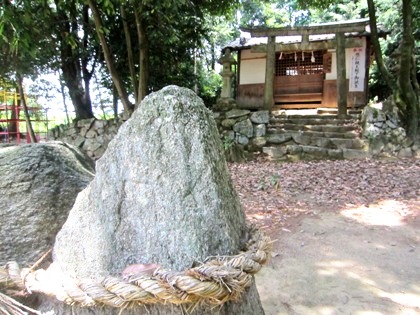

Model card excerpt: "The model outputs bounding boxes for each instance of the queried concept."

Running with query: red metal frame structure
[0,82,47,144]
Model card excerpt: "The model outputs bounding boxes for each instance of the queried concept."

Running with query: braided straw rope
[0,227,271,310]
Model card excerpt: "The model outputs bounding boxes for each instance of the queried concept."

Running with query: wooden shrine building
[219,19,387,116]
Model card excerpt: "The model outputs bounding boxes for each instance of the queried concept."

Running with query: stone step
[268,123,359,133]
[266,133,367,150]
[267,129,359,139]
[262,145,371,161]
[269,117,357,126]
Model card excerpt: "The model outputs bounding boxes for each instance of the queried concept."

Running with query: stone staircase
[262,113,371,161]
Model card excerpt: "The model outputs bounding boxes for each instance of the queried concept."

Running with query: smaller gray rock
[250,110,269,124]
[369,137,385,155]
[385,142,399,152]
[221,118,237,129]
[342,149,371,159]
[85,129,98,139]
[77,118,95,128]
[73,136,85,148]
[327,149,343,159]
[236,134,249,145]
[65,127,78,136]
[222,130,235,141]
[254,124,266,137]
[267,134,292,144]
[386,112,399,124]
[286,145,303,154]
[293,134,312,146]
[263,146,287,159]
[362,106,385,123]
[250,137,267,148]
[80,127,88,138]
[93,120,107,129]
[233,119,254,138]
[311,137,333,148]
[82,138,102,152]
[363,125,382,138]
[386,120,397,129]
[412,147,420,158]
[301,146,328,158]
[397,147,413,158]
[226,109,250,119]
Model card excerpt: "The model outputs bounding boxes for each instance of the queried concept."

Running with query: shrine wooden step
[274,93,323,103]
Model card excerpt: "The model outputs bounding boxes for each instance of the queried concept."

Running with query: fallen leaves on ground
[228,157,420,231]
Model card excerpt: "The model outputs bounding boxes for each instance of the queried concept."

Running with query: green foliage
[222,135,235,151]
[308,0,368,22]
[198,70,222,107]
[240,0,310,27]
[0,1,51,79]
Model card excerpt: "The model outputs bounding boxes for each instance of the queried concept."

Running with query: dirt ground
[229,158,420,315]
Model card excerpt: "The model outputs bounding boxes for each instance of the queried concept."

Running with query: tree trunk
[55,0,95,121]
[366,0,397,91]
[87,0,134,116]
[134,3,149,107]
[16,74,37,143]
[58,72,71,125]
[112,84,118,119]
[81,4,96,119]
[61,60,94,120]
[398,0,419,139]
[39,86,265,315]
[121,4,139,103]
[367,0,419,139]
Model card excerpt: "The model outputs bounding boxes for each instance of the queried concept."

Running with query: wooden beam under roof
[250,37,365,53]
[241,19,370,37]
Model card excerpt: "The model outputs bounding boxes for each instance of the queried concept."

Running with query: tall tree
[1,0,101,121]
[50,1,98,120]
[87,0,239,116]
[367,0,419,139]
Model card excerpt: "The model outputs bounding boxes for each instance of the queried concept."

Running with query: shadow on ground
[229,158,420,315]
[255,207,419,315]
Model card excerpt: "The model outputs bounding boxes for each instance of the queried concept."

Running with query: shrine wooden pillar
[336,32,347,118]
[263,35,275,112]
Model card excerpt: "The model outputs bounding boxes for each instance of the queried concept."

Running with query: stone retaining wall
[47,118,122,160]
[47,110,270,161]
[213,109,269,152]
[47,106,418,161]
[361,104,419,158]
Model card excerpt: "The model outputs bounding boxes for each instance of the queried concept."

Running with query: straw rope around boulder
[0,226,272,312]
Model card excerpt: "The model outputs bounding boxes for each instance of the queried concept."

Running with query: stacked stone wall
[361,104,419,158]
[213,109,269,152]
[47,104,418,161]
[47,118,122,160]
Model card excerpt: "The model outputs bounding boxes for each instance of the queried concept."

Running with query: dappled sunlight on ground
[315,256,420,309]
[231,158,419,314]
[340,199,409,226]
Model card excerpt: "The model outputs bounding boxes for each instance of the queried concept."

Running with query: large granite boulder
[41,86,264,314]
[0,142,95,267]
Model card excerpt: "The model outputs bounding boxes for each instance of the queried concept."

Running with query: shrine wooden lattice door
[274,50,325,109]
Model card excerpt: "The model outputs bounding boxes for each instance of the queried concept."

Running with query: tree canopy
[0,0,418,138]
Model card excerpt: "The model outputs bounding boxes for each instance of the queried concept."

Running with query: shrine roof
[224,19,388,52]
